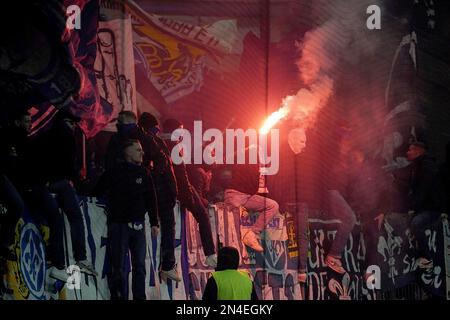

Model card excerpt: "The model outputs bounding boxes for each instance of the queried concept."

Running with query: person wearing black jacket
[223,162,280,253]
[137,112,180,281]
[0,110,68,281]
[35,110,96,276]
[345,147,392,278]
[95,139,159,300]
[162,119,217,268]
[188,165,212,207]
[319,134,358,275]
[406,141,446,268]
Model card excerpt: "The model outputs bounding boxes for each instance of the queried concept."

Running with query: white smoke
[281,0,384,130]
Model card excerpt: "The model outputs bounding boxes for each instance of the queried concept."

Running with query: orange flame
[259,106,289,135]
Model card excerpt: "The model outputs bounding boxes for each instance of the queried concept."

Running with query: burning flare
[260,106,289,134]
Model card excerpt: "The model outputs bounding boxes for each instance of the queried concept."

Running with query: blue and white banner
[2,199,449,300]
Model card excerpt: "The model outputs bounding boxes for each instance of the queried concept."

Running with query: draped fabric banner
[94,17,138,132]
[32,0,110,138]
[99,0,236,114]
[126,0,231,107]
[64,0,110,138]
[187,203,300,300]
[96,0,238,119]
[2,199,449,300]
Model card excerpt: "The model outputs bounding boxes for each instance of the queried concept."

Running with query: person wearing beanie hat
[137,112,181,282]
[138,112,159,133]
[161,118,217,268]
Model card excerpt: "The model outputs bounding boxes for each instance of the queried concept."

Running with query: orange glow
[259,106,289,135]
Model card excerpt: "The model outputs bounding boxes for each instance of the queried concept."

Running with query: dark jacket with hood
[94,161,159,226]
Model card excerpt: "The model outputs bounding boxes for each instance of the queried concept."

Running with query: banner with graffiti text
[374,212,448,298]
[306,215,369,300]
[103,0,235,109]
[94,17,138,132]
[187,203,301,300]
[2,199,449,300]
[1,197,186,300]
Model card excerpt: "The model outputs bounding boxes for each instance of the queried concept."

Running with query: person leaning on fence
[94,139,159,300]
[0,110,68,282]
[223,162,280,252]
[202,246,258,300]
[344,146,392,280]
[161,118,218,268]
[322,130,357,275]
[406,140,447,269]
[105,111,180,282]
[35,110,97,276]
[138,113,181,282]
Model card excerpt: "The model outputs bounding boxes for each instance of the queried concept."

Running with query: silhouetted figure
[36,110,96,276]
[162,119,217,268]
[95,139,158,300]
[0,110,68,281]
[406,141,446,269]
[138,113,180,281]
[203,246,258,300]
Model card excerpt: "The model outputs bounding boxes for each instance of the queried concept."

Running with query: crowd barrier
[1,198,449,300]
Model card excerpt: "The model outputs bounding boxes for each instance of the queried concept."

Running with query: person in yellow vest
[202,246,258,300]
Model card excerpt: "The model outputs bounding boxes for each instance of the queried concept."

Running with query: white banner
[95,18,138,132]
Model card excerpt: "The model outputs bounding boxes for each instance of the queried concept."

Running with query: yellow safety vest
[212,269,253,300]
